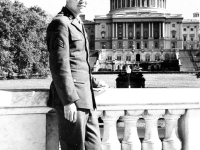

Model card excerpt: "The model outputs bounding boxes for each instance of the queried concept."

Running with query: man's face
[66,0,87,15]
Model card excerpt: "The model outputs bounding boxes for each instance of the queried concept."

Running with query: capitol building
[82,0,200,71]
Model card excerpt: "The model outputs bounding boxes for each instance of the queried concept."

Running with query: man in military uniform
[46,0,106,149]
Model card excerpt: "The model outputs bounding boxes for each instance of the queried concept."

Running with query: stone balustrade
[0,88,200,150]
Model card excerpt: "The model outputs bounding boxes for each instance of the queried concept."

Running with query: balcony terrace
[0,88,200,150]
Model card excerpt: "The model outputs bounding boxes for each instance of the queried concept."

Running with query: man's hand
[64,103,77,123]
[97,80,109,88]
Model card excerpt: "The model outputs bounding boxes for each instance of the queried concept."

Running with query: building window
[172,24,176,27]
[183,28,186,31]
[126,55,131,61]
[172,53,177,59]
[117,55,122,61]
[129,31,133,39]
[171,30,176,39]
[107,55,112,61]
[190,45,193,49]
[101,31,105,39]
[171,42,176,48]
[184,45,187,50]
[144,31,148,39]
[91,29,94,33]
[101,42,106,49]
[144,42,148,48]
[118,31,122,39]
[155,53,160,61]
[191,28,193,31]
[136,31,140,39]
[183,36,187,41]
[191,37,193,41]
[154,41,159,48]
[145,54,150,62]
[128,41,133,49]
[137,42,140,49]
[118,42,123,49]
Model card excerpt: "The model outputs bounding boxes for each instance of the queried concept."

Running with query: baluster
[142,110,165,150]
[122,110,144,150]
[101,111,124,150]
[163,110,185,150]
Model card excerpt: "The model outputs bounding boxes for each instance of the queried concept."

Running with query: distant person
[46,0,108,149]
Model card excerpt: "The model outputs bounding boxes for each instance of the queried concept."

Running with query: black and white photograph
[0,0,200,150]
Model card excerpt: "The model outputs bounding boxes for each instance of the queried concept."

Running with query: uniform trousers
[56,108,102,150]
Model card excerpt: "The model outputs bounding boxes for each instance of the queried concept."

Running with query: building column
[179,22,182,40]
[140,0,142,7]
[155,0,157,7]
[125,0,126,7]
[149,22,151,39]
[129,0,131,7]
[163,22,165,39]
[141,23,143,39]
[126,23,128,39]
[117,0,118,8]
[152,22,154,38]
[133,23,135,39]
[116,23,118,39]
[112,23,115,39]
[123,23,126,39]
[145,0,147,7]
[159,22,162,39]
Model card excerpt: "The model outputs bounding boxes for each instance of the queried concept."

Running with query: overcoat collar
[59,7,83,33]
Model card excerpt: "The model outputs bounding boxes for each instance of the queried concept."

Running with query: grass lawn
[0,73,199,90]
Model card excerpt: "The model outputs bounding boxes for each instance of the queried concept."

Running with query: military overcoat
[47,7,99,109]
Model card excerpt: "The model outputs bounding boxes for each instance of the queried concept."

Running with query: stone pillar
[149,22,151,39]
[110,0,112,10]
[142,110,165,150]
[112,23,115,39]
[163,110,185,150]
[121,0,122,8]
[140,0,142,7]
[125,0,127,7]
[126,23,128,39]
[133,23,135,39]
[0,90,59,150]
[130,0,131,7]
[180,22,182,40]
[121,110,144,150]
[101,111,124,150]
[178,109,200,150]
[116,23,118,39]
[152,22,154,38]
[123,23,126,39]
[159,22,162,39]
[141,22,143,39]
[163,22,165,39]
[155,0,157,7]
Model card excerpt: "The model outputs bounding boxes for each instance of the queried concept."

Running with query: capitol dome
[109,0,168,14]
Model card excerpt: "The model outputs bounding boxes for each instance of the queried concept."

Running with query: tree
[0,0,52,79]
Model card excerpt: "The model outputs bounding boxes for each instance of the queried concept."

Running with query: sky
[10,0,200,20]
